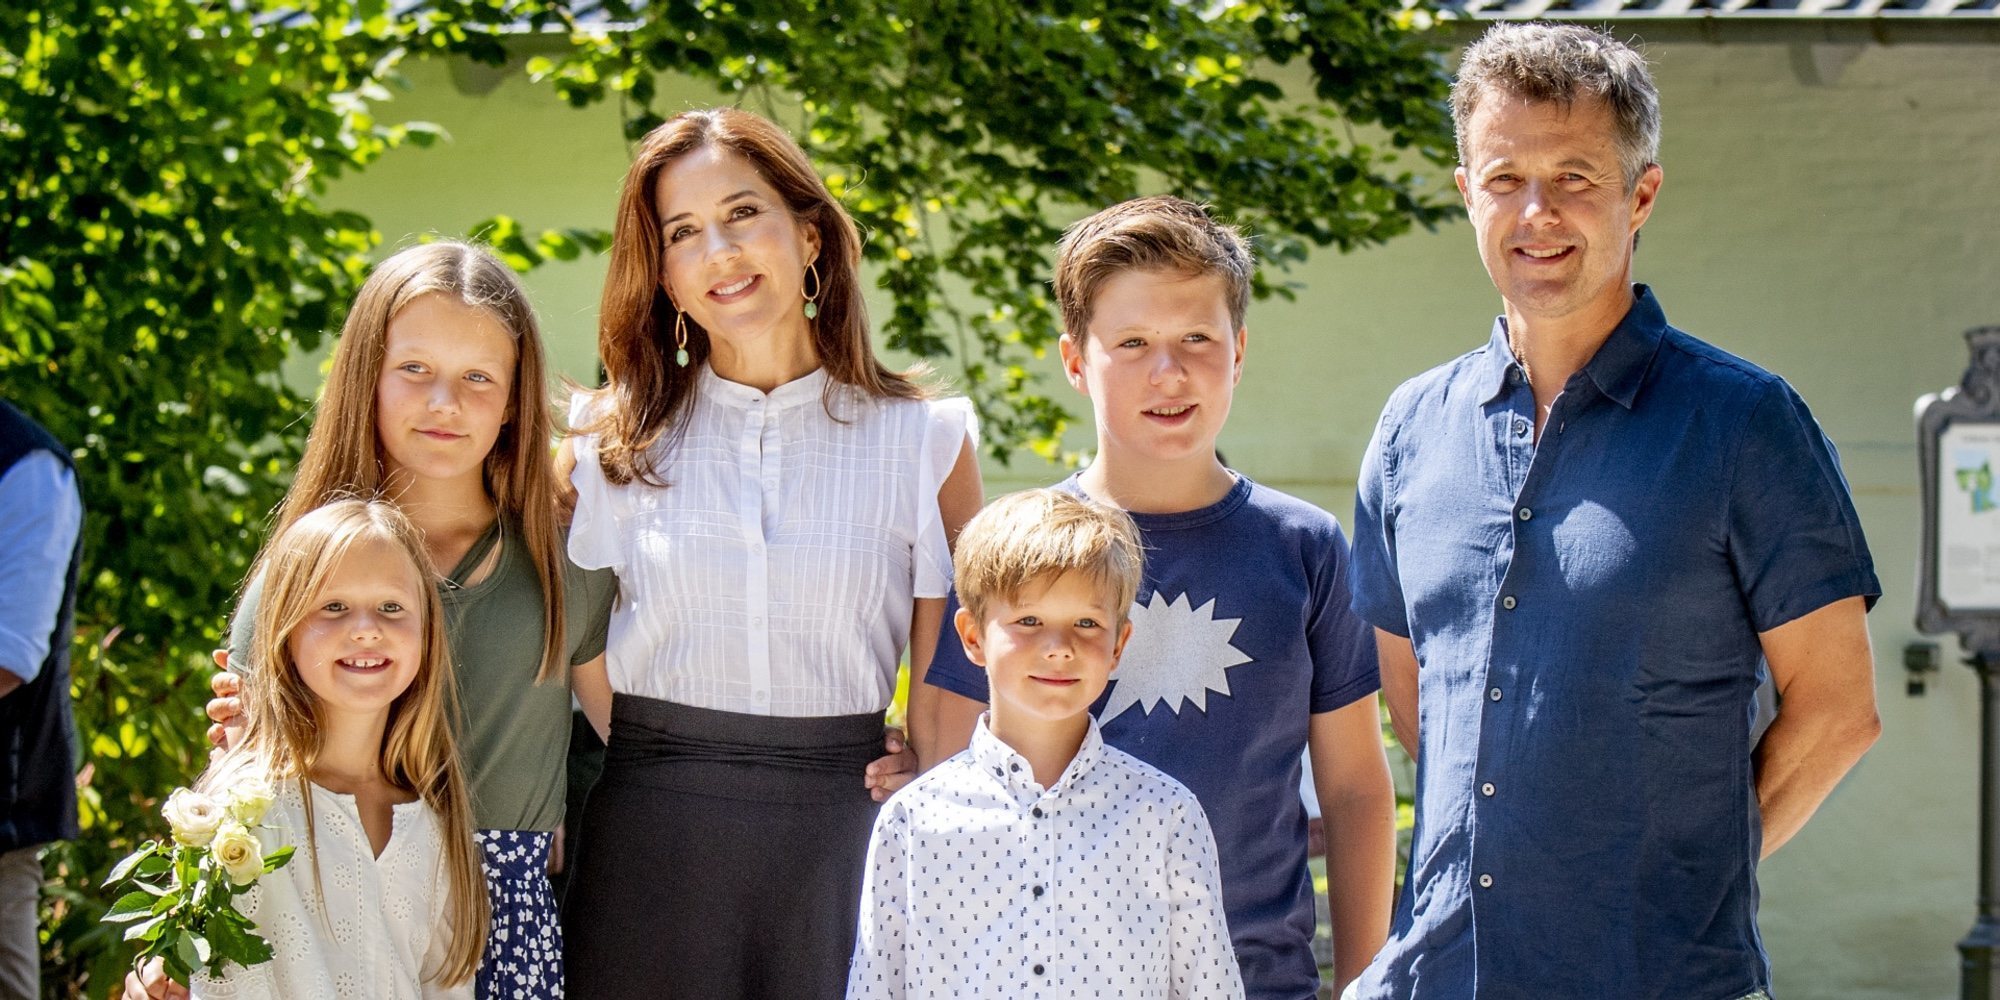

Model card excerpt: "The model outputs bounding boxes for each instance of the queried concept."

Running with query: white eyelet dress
[558,366,973,1000]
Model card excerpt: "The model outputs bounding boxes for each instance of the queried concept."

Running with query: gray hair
[1451,23,1661,187]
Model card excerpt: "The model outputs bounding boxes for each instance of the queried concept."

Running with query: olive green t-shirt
[230,518,615,832]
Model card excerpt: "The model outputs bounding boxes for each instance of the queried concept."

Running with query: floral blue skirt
[475,829,562,999]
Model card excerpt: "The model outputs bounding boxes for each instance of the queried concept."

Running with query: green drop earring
[802,261,822,320]
[672,306,690,368]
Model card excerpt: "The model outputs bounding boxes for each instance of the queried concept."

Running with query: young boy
[913,196,1395,998]
[849,489,1244,999]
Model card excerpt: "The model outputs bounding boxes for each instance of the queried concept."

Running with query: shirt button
[1010,762,1021,773]
[1032,885,1044,898]
[1489,687,1503,702]
[750,616,763,627]
[1031,806,1043,819]
[1514,418,1529,437]
[1481,782,1496,797]
[1032,964,1045,976]
[1502,595,1517,610]
[1478,873,1494,889]
[753,690,767,702]
[1517,507,1532,521]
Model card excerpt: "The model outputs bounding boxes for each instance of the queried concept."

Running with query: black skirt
[561,694,885,1000]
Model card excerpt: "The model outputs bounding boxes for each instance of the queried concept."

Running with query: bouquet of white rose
[101,775,295,982]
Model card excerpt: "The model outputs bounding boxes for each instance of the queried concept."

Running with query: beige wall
[333,26,2000,997]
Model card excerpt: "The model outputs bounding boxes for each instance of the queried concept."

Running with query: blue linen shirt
[1348,287,1878,999]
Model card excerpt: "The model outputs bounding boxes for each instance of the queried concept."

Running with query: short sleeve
[913,396,978,599]
[0,452,81,683]
[1308,522,1382,715]
[1726,380,1880,633]
[565,391,624,573]
[1349,401,1411,638]
[563,553,617,666]
[920,590,989,703]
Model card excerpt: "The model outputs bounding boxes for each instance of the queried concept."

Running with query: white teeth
[715,277,754,295]
[343,657,386,668]
[1149,405,1191,416]
[1521,247,1568,258]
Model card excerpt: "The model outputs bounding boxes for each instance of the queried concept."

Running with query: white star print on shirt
[1100,591,1254,720]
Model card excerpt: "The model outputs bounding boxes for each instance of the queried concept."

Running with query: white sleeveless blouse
[567,367,975,717]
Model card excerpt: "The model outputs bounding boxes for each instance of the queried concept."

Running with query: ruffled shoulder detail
[564,390,622,573]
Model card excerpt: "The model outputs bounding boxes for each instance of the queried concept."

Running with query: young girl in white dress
[188,499,487,1000]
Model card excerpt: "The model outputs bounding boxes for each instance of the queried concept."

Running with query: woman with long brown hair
[559,108,982,998]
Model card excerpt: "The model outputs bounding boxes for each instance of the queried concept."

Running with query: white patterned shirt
[848,715,1245,999]
[568,367,974,716]
[190,780,471,1000]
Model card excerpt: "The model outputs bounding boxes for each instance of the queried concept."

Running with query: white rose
[162,788,224,847]
[225,777,276,827]
[210,822,264,886]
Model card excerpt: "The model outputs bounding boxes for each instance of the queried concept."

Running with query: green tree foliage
[2,2,1447,993]
[519,0,1456,460]
[0,2,454,992]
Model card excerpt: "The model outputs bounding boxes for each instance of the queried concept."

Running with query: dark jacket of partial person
[0,398,81,852]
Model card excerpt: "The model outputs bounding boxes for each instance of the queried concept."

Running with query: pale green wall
[330,27,2000,998]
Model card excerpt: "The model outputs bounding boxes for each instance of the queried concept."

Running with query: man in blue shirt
[1347,24,1882,999]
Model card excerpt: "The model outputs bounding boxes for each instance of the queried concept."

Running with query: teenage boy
[914,197,1395,998]
[849,488,1243,999]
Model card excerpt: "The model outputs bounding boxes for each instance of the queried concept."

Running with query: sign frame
[1918,327,2000,652]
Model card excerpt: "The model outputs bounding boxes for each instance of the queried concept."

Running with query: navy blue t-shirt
[926,473,1380,1000]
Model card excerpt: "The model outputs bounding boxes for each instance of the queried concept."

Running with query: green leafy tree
[520,0,1456,460]
[2,2,1446,993]
[0,2,458,992]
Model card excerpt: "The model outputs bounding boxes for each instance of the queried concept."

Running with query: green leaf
[174,933,202,974]
[103,842,159,886]
[123,913,168,943]
[101,891,155,922]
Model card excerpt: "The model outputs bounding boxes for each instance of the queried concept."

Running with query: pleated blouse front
[568,366,974,717]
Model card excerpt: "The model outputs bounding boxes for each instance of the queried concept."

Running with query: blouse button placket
[742,397,773,711]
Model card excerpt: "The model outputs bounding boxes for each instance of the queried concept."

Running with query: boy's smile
[1062,269,1245,474]
[955,570,1133,734]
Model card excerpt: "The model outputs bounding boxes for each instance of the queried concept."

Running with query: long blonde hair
[581,106,929,486]
[268,240,569,682]
[207,499,488,987]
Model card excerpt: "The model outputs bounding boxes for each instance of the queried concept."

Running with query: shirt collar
[1475,316,1524,406]
[698,363,830,411]
[1477,284,1670,410]
[969,712,1106,800]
